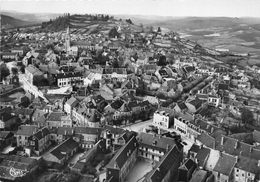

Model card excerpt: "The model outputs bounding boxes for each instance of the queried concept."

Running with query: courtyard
[125,159,153,182]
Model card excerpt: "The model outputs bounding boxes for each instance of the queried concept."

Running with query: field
[182,24,260,58]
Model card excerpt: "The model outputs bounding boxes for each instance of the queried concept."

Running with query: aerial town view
[0,0,260,181]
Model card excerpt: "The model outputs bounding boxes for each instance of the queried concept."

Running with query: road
[123,118,194,156]
[123,119,153,132]
[5,61,49,103]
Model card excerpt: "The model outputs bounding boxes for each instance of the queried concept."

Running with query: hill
[1,14,37,28]
[1,10,61,22]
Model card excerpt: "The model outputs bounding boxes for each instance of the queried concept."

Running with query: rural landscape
[1,1,260,182]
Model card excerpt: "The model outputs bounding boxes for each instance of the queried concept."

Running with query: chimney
[211,127,214,134]
[221,136,224,145]
[234,141,238,149]
[166,144,170,151]
[258,160,260,167]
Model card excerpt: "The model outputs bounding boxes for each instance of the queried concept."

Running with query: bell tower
[65,26,70,52]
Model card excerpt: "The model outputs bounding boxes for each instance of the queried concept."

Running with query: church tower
[65,26,70,52]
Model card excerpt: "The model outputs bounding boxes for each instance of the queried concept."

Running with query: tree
[241,108,254,125]
[158,27,161,32]
[11,67,18,75]
[0,64,10,81]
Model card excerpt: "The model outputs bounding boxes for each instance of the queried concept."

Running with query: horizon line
[1,10,260,19]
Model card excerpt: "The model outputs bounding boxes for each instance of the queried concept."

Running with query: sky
[2,0,260,17]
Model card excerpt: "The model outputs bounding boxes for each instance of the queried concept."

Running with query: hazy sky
[2,0,260,17]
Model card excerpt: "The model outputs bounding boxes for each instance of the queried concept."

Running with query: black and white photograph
[1,0,260,181]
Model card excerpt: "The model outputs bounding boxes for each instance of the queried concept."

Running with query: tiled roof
[137,132,176,152]
[187,99,202,110]
[15,125,39,136]
[66,97,79,107]
[197,133,215,148]
[251,148,260,160]
[213,152,237,176]
[253,130,260,143]
[195,147,211,167]
[107,136,138,169]
[50,138,79,160]
[47,112,62,121]
[74,127,102,135]
[146,145,181,182]
[235,155,260,174]
[32,127,49,140]
[189,170,208,182]
[57,127,75,136]
[0,131,12,139]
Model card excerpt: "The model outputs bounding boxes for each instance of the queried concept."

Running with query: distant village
[0,14,260,182]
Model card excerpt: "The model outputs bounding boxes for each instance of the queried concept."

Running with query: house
[185,98,203,113]
[43,137,79,164]
[31,109,48,126]
[74,127,102,149]
[24,65,43,84]
[55,127,75,143]
[233,155,260,182]
[153,107,175,129]
[143,145,183,182]
[102,68,128,81]
[137,132,177,162]
[0,155,40,181]
[207,95,221,107]
[1,52,18,61]
[106,136,138,182]
[189,169,208,182]
[0,111,18,129]
[28,126,51,155]
[12,108,34,123]
[46,112,63,128]
[101,126,137,150]
[56,72,83,87]
[72,107,102,128]
[178,158,197,182]
[253,130,260,146]
[12,47,24,55]
[0,131,14,149]
[212,152,237,182]
[64,97,79,115]
[15,125,39,147]
[174,102,188,113]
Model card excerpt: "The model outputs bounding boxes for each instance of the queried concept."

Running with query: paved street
[125,160,153,182]
[5,61,49,103]
[123,119,153,132]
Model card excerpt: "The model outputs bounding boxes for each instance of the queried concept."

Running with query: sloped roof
[32,127,49,140]
[179,158,196,171]
[66,97,79,107]
[50,138,79,160]
[107,136,138,169]
[137,132,176,152]
[47,112,62,121]
[195,147,211,167]
[15,125,39,136]
[253,130,260,143]
[146,145,181,182]
[197,133,215,148]
[213,152,236,176]
[235,155,260,174]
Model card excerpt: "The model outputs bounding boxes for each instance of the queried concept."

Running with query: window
[237,169,239,172]
[248,173,250,176]
[242,173,244,177]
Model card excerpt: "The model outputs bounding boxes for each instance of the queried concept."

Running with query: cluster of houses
[1,16,260,182]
